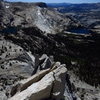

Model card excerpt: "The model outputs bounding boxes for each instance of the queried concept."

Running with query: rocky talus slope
[0,0,100,100]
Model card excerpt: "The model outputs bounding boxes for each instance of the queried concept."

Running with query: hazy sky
[7,0,100,3]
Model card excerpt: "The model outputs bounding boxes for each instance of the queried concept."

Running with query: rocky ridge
[0,27,100,100]
[0,38,79,100]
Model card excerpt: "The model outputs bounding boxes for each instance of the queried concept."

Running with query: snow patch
[6,5,9,9]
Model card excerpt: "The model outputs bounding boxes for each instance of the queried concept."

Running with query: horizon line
[6,1,100,4]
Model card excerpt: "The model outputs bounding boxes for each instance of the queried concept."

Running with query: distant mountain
[47,3,100,8]
[48,3,100,33]
[47,3,72,8]
[0,1,81,34]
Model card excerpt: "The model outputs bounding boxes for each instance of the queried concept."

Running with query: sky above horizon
[7,0,100,3]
